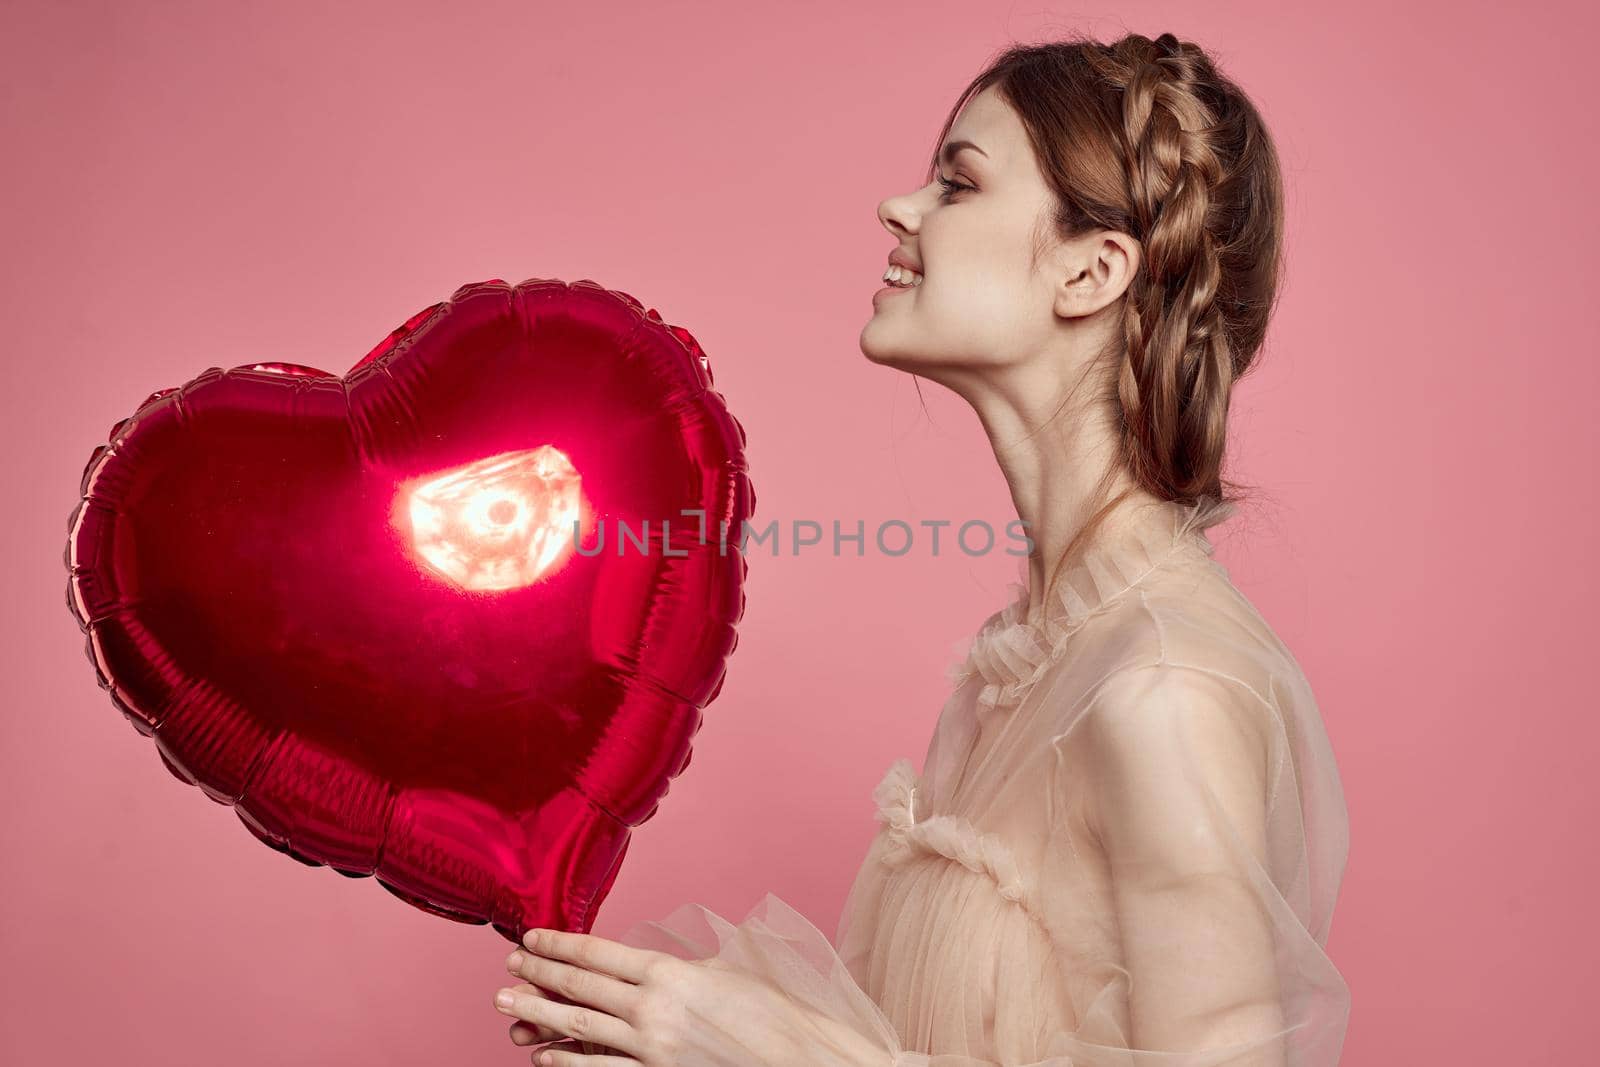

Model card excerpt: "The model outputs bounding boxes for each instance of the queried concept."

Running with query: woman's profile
[495,31,1350,1067]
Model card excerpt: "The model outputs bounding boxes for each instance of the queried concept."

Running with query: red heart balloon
[64,278,754,943]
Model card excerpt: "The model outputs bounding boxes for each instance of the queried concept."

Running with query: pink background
[3,1,1594,1063]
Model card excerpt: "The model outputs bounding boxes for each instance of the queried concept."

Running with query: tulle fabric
[620,497,1351,1067]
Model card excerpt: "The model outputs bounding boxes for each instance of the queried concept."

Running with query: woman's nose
[878,193,918,236]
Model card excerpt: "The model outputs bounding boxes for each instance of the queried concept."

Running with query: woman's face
[859,85,1066,377]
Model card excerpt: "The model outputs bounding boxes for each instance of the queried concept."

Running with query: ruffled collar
[948,495,1234,716]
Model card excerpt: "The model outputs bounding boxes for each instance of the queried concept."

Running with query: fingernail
[496,989,515,1009]
[507,951,525,971]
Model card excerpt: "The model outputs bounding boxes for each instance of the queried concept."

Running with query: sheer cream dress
[620,497,1351,1067]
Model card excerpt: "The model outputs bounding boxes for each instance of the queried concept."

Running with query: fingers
[507,948,639,1022]
[520,927,662,986]
[505,985,562,1045]
[493,986,637,1056]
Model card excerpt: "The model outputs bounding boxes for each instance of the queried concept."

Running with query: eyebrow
[939,140,988,166]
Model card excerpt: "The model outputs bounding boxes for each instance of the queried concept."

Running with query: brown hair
[924,32,1281,601]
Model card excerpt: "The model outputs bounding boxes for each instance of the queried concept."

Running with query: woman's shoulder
[1082,551,1316,712]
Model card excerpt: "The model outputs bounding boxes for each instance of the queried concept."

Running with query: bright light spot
[403,446,582,591]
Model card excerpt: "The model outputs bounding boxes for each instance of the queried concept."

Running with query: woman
[492,31,1351,1067]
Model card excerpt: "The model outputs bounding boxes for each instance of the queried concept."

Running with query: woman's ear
[1052,230,1140,320]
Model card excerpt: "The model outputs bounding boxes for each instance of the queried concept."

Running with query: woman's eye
[936,176,973,202]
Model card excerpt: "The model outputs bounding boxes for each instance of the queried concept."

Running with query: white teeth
[881,265,924,287]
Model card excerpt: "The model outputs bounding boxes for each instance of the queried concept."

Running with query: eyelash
[936,175,973,201]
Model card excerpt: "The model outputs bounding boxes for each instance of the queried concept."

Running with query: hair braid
[1096,33,1235,500]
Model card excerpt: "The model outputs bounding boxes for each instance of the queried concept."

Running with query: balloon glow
[64,278,753,944]
[403,445,583,591]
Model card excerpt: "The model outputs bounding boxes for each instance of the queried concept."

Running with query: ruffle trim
[948,495,1235,715]
[871,758,1035,910]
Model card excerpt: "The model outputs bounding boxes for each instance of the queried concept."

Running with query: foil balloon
[63,278,754,944]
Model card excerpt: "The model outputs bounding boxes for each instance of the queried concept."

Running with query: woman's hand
[492,925,829,1067]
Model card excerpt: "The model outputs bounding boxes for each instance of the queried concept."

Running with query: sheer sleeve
[1059,664,1309,1065]
[617,891,906,1067]
[616,661,1349,1067]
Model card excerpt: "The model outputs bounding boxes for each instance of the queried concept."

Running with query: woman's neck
[968,386,1160,621]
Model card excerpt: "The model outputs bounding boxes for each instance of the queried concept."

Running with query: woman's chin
[859,320,916,368]
[858,338,901,368]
